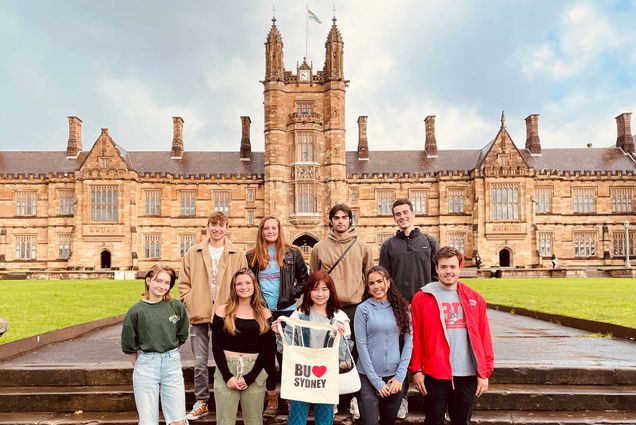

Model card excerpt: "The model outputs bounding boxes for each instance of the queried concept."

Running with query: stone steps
[1,365,634,387]
[1,383,635,413]
[1,365,635,422]
[1,411,636,425]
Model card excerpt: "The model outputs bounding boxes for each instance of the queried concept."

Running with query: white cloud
[519,3,625,80]
[350,97,492,151]
[95,75,205,150]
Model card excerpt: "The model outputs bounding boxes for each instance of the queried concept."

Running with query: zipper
[427,284,454,384]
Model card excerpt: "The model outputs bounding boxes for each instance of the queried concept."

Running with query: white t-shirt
[208,244,224,304]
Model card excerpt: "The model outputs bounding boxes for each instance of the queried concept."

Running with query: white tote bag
[278,316,340,405]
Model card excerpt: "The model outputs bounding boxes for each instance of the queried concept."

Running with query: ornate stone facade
[1,19,635,271]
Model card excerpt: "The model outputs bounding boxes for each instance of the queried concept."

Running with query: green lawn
[0,279,179,344]
[465,278,636,329]
[1,278,634,345]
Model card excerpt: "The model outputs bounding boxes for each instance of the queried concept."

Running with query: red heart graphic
[312,365,327,378]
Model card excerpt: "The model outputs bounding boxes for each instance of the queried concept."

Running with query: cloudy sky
[1,1,635,153]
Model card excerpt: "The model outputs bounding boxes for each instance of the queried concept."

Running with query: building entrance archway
[101,250,111,269]
[292,234,319,256]
[499,248,511,267]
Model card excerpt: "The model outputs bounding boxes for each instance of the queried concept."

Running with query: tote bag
[278,316,340,405]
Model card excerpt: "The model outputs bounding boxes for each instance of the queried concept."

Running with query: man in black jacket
[380,198,439,301]
[379,198,440,418]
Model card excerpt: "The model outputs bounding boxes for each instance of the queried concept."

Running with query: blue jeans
[288,400,333,425]
[133,348,187,424]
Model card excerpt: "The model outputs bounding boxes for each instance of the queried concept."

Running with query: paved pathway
[2,310,635,369]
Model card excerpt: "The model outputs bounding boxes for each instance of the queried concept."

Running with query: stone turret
[324,17,344,81]
[265,18,284,81]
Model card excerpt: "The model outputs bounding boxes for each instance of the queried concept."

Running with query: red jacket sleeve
[478,299,495,378]
[408,292,424,374]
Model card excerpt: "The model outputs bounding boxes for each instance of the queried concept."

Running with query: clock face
[299,70,310,82]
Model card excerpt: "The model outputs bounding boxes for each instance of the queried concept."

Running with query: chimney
[615,112,635,153]
[240,116,252,161]
[524,114,542,155]
[357,116,369,160]
[424,115,438,158]
[171,117,184,159]
[66,116,83,158]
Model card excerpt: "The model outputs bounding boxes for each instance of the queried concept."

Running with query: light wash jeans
[133,348,187,424]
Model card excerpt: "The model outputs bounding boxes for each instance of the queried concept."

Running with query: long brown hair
[143,264,176,302]
[223,269,270,335]
[364,266,411,335]
[298,271,341,319]
[250,216,295,270]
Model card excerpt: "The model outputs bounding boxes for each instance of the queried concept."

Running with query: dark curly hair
[364,266,411,335]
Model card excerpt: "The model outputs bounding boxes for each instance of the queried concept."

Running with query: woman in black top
[212,269,274,425]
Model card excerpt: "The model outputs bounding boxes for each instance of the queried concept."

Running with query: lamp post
[625,221,631,269]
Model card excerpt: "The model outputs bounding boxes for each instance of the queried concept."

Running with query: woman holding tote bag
[273,271,352,425]
[355,266,412,425]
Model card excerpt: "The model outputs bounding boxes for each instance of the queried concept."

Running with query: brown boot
[263,390,279,418]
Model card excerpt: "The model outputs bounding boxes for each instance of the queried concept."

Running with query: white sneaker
[397,397,408,419]
[333,404,338,415]
[349,397,360,420]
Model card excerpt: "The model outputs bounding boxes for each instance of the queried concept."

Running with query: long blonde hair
[250,216,295,270]
[223,269,270,335]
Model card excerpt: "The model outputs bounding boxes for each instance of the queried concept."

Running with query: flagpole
[305,4,309,59]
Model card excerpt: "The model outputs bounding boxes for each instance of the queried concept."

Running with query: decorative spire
[326,17,343,43]
[265,18,284,81]
[324,17,344,80]
[500,111,506,129]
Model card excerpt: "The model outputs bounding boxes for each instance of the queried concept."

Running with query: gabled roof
[475,125,530,170]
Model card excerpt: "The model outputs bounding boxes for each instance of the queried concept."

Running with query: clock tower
[263,17,347,237]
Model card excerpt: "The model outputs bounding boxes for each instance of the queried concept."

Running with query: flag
[307,9,322,24]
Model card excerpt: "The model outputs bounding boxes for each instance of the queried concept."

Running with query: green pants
[213,355,267,425]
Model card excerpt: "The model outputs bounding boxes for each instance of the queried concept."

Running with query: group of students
[121,199,494,425]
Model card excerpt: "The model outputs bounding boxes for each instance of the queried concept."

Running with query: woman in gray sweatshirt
[354,266,413,425]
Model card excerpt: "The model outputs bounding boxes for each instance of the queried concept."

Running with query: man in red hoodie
[409,246,494,424]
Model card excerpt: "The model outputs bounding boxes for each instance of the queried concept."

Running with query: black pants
[266,309,295,391]
[423,375,477,425]
[359,374,403,425]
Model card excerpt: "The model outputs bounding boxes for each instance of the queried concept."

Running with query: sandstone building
[1,19,635,272]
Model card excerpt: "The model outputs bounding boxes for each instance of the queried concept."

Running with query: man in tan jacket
[310,203,373,320]
[310,203,373,419]
[179,211,247,420]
